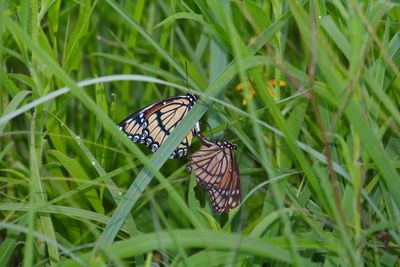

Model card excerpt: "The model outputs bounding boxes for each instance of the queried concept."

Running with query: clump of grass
[1,1,399,266]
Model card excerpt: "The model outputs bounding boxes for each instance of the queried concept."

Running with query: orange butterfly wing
[118,94,200,158]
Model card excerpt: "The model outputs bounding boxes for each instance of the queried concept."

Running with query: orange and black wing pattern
[187,138,241,213]
[118,93,200,158]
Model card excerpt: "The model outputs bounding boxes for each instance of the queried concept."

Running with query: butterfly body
[188,134,241,213]
[118,93,200,158]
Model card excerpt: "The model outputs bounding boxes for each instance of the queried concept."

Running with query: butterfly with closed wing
[187,133,241,213]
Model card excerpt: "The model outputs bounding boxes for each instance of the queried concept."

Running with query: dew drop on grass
[91,161,96,166]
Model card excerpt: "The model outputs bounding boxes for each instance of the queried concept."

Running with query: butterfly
[187,133,241,213]
[118,93,200,158]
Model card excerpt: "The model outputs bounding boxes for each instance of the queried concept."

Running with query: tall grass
[1,0,399,266]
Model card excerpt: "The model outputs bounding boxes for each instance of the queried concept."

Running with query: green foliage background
[0,0,399,266]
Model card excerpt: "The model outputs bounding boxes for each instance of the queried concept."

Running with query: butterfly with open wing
[187,133,241,213]
[118,93,200,158]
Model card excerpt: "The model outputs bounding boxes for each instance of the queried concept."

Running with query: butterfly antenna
[222,122,230,139]
[210,131,215,142]
[208,122,216,141]
[185,61,192,94]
